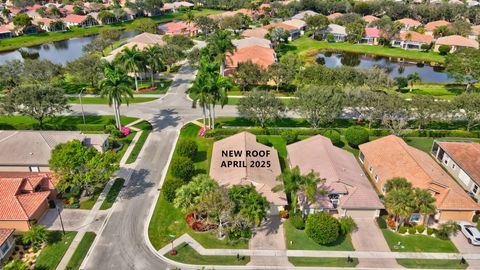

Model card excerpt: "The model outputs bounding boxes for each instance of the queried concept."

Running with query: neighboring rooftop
[436,141,480,185]
[282,19,306,29]
[327,12,343,20]
[365,27,380,37]
[397,31,433,43]
[292,10,318,20]
[425,20,450,31]
[233,37,271,49]
[63,14,88,23]
[436,35,480,49]
[0,228,14,245]
[397,18,422,27]
[363,15,379,23]
[225,45,276,70]
[242,28,269,39]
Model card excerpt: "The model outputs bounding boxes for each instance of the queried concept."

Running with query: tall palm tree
[407,72,421,92]
[206,30,235,75]
[100,62,133,129]
[414,188,436,225]
[190,71,212,128]
[385,188,415,227]
[210,74,232,129]
[117,45,144,92]
[143,45,165,87]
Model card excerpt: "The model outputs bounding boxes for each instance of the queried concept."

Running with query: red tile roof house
[434,35,480,53]
[264,22,302,40]
[391,31,433,50]
[0,172,57,232]
[62,14,98,27]
[158,21,199,36]
[287,135,384,218]
[396,18,422,31]
[360,27,380,45]
[0,25,14,39]
[358,135,479,223]
[224,45,276,76]
[242,27,269,39]
[209,132,287,214]
[0,228,15,264]
[432,141,480,201]
[363,15,379,26]
[424,20,450,36]
[327,12,343,21]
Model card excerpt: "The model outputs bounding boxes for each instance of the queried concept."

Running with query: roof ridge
[395,136,438,184]
[14,192,29,220]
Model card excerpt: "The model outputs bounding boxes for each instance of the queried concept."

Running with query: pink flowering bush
[121,127,131,136]
[198,126,209,137]
[138,86,158,93]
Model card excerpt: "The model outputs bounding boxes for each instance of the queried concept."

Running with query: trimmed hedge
[176,139,198,158]
[376,217,387,229]
[305,212,340,245]
[345,126,369,147]
[323,129,341,146]
[170,156,195,181]
[290,212,305,230]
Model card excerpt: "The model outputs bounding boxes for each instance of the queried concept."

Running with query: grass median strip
[68,97,157,104]
[35,231,77,270]
[100,178,125,210]
[66,232,97,270]
[396,259,468,269]
[288,257,359,267]
[164,243,250,265]
[126,121,153,164]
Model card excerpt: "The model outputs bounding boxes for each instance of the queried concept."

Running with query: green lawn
[35,231,77,270]
[288,257,359,267]
[136,78,173,94]
[404,137,480,153]
[68,97,157,104]
[66,232,96,270]
[126,121,153,164]
[79,192,101,209]
[381,229,458,253]
[164,243,250,265]
[397,259,468,269]
[284,220,355,251]
[0,9,223,52]
[290,36,445,63]
[100,178,125,210]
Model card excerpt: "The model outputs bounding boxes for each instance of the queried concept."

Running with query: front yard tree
[0,59,23,89]
[229,185,270,226]
[445,48,480,91]
[452,92,480,131]
[117,45,144,92]
[22,225,48,251]
[414,188,436,225]
[384,177,412,193]
[2,84,69,127]
[409,95,439,130]
[194,15,218,36]
[233,61,266,91]
[266,27,289,48]
[100,63,133,129]
[268,62,295,91]
[290,86,344,128]
[143,45,165,86]
[305,14,329,39]
[305,212,340,245]
[345,22,365,43]
[195,187,235,238]
[174,174,219,211]
[22,59,63,83]
[66,54,103,89]
[385,187,415,227]
[238,91,285,128]
[206,30,235,75]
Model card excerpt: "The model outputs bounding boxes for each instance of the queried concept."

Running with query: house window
[1,241,10,254]
[374,174,379,182]
[473,185,479,194]
[452,163,456,169]
[443,158,448,165]
[381,184,386,194]
[359,152,365,163]
[368,165,373,173]
[29,166,39,172]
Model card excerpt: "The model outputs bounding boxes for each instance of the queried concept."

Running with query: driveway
[39,208,107,233]
[351,218,402,268]
[451,232,480,269]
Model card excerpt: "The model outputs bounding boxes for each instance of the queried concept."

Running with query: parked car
[459,221,480,245]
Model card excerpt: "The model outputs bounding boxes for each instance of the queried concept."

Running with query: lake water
[0,30,138,65]
[315,51,453,83]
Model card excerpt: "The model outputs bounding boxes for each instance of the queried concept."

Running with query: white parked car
[459,221,480,246]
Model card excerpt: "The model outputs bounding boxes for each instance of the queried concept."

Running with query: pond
[315,51,453,83]
[0,30,138,65]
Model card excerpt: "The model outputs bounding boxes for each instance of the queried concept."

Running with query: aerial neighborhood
[2,0,480,269]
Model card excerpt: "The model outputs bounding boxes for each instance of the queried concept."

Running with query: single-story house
[358,135,479,223]
[0,131,109,172]
[432,141,480,200]
[292,10,318,20]
[319,24,347,42]
[210,9,261,20]
[0,172,57,231]
[434,35,479,52]
[264,22,302,40]
[327,12,343,21]
[233,37,271,49]
[360,27,380,45]
[391,31,433,50]
[209,132,287,214]
[162,1,194,13]
[105,32,167,61]
[363,15,379,26]
[62,14,97,27]
[158,21,199,36]
[0,25,13,39]
[0,228,15,264]
[397,18,422,31]
[33,18,67,32]
[287,135,384,218]
[59,4,75,16]
[242,27,269,39]
[224,45,276,75]
[282,19,307,33]
[424,20,450,36]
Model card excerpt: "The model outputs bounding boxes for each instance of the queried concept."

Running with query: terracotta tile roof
[0,228,14,246]
[436,35,480,49]
[0,25,13,33]
[34,17,53,25]
[225,45,276,69]
[209,9,258,19]
[292,10,318,20]
[287,135,383,210]
[397,18,422,27]
[365,27,380,37]
[242,28,269,39]
[26,4,43,10]
[264,22,297,31]
[233,37,271,49]
[158,21,198,35]
[63,14,88,23]
[437,141,480,185]
[363,15,379,23]
[327,12,343,20]
[359,135,479,211]
[209,132,286,205]
[425,20,450,31]
[282,19,306,29]
[397,31,433,43]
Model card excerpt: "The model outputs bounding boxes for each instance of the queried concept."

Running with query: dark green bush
[438,45,451,55]
[427,227,435,235]
[376,216,387,229]
[345,126,369,147]
[408,226,416,234]
[322,129,341,146]
[416,224,425,234]
[398,226,407,234]
[170,156,195,181]
[176,139,198,158]
[162,177,185,202]
[305,212,340,245]
[290,212,305,230]
[281,130,298,144]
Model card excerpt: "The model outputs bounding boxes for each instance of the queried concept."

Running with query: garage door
[346,209,377,219]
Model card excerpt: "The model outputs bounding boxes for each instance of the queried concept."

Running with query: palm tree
[100,62,133,129]
[414,188,436,225]
[385,188,415,227]
[143,45,165,87]
[22,225,48,251]
[190,70,213,128]
[206,30,235,75]
[210,74,232,129]
[117,46,144,92]
[407,72,421,92]
[384,177,412,193]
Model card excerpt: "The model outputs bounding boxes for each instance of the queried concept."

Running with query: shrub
[163,177,185,202]
[344,126,369,147]
[176,139,198,158]
[427,227,435,236]
[387,216,396,230]
[477,220,480,230]
[170,156,195,181]
[408,226,416,234]
[473,214,479,223]
[339,216,357,235]
[376,216,387,229]
[305,212,340,245]
[416,224,425,234]
[281,130,298,144]
[323,129,341,146]
[438,44,451,55]
[395,77,408,90]
[420,43,430,51]
[436,220,459,240]
[326,33,335,42]
[398,226,407,234]
[290,212,305,230]
[228,226,252,240]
